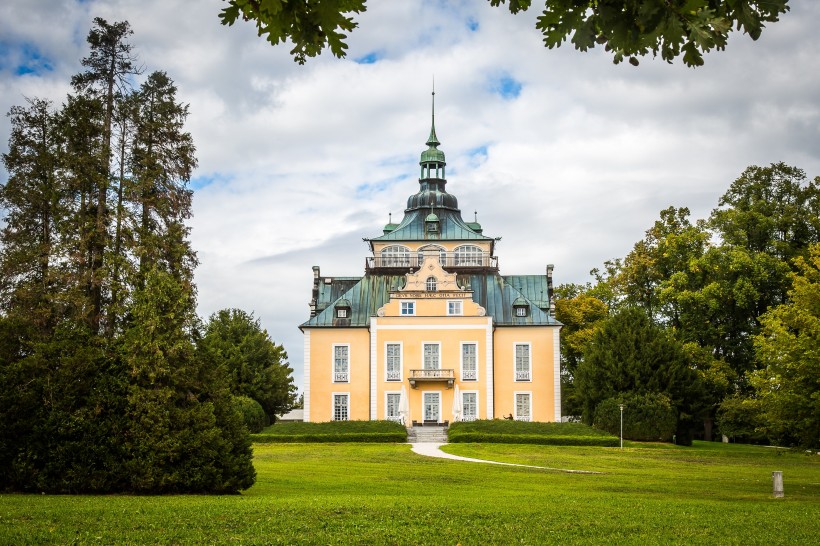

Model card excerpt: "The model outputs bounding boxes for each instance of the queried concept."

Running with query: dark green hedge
[448,419,618,446]
[251,420,407,443]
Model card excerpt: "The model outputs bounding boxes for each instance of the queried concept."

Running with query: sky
[2,1,819,393]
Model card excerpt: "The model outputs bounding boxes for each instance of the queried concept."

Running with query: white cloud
[2,0,820,392]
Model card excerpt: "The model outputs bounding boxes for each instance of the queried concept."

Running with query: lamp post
[619,404,624,450]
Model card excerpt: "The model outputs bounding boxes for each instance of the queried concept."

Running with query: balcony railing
[462,370,477,381]
[334,371,349,382]
[408,368,455,389]
[386,370,401,381]
[366,252,498,272]
[515,415,531,422]
[515,370,531,381]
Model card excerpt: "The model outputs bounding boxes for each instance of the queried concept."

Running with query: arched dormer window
[381,245,410,267]
[455,245,485,266]
[426,276,437,292]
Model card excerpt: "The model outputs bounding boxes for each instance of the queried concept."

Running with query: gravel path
[409,442,602,474]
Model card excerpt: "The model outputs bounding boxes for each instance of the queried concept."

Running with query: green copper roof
[301,272,561,328]
[371,209,491,242]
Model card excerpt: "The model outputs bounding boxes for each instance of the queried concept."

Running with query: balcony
[334,372,349,382]
[408,368,455,389]
[366,252,498,272]
[462,370,477,381]
[515,370,531,381]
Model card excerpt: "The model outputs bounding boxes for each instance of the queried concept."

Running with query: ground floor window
[333,393,349,421]
[462,392,477,421]
[386,392,401,422]
[515,392,531,422]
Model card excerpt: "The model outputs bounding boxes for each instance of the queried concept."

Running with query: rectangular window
[461,343,477,381]
[515,393,531,422]
[516,306,527,317]
[337,308,348,318]
[423,343,440,370]
[462,392,478,421]
[515,343,531,381]
[401,301,415,316]
[334,345,349,382]
[386,392,401,422]
[333,393,349,421]
[447,300,462,316]
[386,343,402,381]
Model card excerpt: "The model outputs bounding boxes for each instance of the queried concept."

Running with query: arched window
[381,245,410,267]
[455,245,485,266]
[426,276,437,292]
[418,245,446,266]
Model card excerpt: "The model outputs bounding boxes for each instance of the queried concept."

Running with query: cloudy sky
[2,1,819,391]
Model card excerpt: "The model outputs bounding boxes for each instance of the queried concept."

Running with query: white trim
[514,391,532,422]
[303,329,311,422]
[447,300,463,316]
[384,390,402,422]
[331,392,350,421]
[485,318,494,419]
[421,341,441,370]
[513,342,532,382]
[422,390,443,423]
[461,389,479,421]
[384,341,403,382]
[460,341,478,382]
[553,327,562,422]
[370,317,378,420]
[332,343,350,383]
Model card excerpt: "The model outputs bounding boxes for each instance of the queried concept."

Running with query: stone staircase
[407,425,449,443]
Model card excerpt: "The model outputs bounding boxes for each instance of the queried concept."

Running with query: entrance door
[423,392,440,423]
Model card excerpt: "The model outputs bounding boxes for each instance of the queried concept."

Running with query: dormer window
[426,276,437,292]
[513,296,529,317]
[335,298,351,319]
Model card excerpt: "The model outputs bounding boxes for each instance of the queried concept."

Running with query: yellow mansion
[300,102,561,425]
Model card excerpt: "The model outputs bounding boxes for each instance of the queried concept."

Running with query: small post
[619,404,624,450]
[772,471,784,498]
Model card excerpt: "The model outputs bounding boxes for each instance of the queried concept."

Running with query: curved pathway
[410,442,602,474]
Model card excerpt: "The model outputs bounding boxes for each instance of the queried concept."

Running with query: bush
[594,393,677,442]
[448,420,618,446]
[233,396,267,433]
[716,395,768,444]
[251,420,407,443]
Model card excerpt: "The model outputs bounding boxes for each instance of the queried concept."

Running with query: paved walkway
[410,442,602,474]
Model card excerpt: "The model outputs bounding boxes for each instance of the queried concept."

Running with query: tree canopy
[219,0,790,67]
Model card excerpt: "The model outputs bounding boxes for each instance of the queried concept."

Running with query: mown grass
[1,441,818,544]
[252,420,407,443]
[449,419,619,446]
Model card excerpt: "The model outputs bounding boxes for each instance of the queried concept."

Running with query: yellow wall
[306,328,370,421]
[492,326,558,422]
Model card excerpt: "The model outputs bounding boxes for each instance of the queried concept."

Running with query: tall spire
[426,78,440,147]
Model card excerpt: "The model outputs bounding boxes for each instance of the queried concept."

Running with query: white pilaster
[370,317,378,420]
[303,329,311,422]
[485,316,494,419]
[553,326,562,422]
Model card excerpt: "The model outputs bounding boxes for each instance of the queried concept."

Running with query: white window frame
[447,300,463,316]
[462,390,479,422]
[514,391,531,422]
[426,276,437,292]
[514,342,531,382]
[333,344,350,383]
[385,391,402,422]
[400,301,415,316]
[422,390,442,423]
[454,244,484,266]
[337,308,348,318]
[332,392,350,421]
[515,306,527,317]
[385,342,402,382]
[422,342,441,370]
[460,342,478,381]
[418,245,446,266]
[381,245,410,267]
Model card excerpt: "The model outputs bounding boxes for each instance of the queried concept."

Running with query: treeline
[0,19,295,493]
[557,163,820,448]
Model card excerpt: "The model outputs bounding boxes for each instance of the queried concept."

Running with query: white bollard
[772,471,784,498]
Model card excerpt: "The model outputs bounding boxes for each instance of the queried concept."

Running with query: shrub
[251,420,407,443]
[448,420,617,446]
[233,395,267,433]
[716,395,768,444]
[594,393,677,442]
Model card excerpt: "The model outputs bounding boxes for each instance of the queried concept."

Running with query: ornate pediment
[401,255,460,293]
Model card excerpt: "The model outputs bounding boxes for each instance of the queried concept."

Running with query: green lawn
[1,441,818,544]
